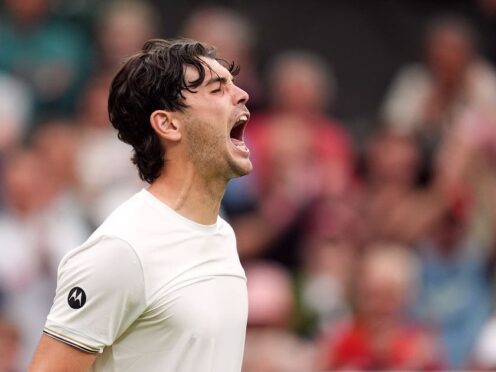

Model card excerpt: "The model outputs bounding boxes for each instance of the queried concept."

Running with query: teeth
[236,114,248,125]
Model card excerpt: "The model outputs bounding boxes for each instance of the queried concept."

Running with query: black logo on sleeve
[68,287,86,309]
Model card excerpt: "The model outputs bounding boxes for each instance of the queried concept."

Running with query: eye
[210,88,222,94]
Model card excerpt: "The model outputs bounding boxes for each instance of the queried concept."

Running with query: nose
[234,84,249,105]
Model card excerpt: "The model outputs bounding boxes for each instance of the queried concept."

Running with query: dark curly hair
[108,38,239,183]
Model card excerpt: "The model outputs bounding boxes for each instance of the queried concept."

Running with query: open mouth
[230,113,250,152]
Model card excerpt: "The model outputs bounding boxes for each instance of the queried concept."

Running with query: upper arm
[33,236,146,365]
[29,334,97,372]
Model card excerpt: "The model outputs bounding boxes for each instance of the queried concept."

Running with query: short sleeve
[43,236,146,353]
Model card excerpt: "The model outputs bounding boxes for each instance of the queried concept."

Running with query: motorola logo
[68,287,87,309]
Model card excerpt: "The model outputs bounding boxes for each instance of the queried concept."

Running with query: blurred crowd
[2,0,496,371]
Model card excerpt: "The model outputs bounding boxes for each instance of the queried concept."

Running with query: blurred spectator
[181,6,263,111]
[0,147,89,369]
[250,51,353,200]
[322,243,443,370]
[33,120,80,190]
[381,15,496,181]
[95,0,160,74]
[242,261,316,372]
[435,110,496,247]
[355,130,447,244]
[75,73,143,226]
[357,131,421,244]
[0,74,32,153]
[0,73,32,210]
[0,0,92,120]
[413,209,493,369]
[296,236,355,336]
[229,51,354,269]
[0,317,20,372]
[246,261,294,328]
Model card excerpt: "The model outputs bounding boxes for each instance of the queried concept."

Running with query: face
[356,257,409,320]
[272,60,328,114]
[178,57,252,180]
[358,273,405,319]
[368,135,419,187]
[4,150,49,214]
[100,8,155,67]
[426,28,472,84]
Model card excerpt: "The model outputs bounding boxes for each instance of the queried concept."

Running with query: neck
[147,159,227,225]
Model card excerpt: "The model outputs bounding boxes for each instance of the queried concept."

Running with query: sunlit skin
[148,56,251,226]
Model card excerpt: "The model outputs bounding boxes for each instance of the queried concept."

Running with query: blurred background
[2,0,496,370]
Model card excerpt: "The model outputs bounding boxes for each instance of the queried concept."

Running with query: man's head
[268,51,335,115]
[424,15,477,85]
[108,38,251,184]
[356,243,418,320]
[97,0,159,70]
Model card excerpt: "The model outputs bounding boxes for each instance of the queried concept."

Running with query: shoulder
[46,238,147,351]
[391,63,429,83]
[59,235,144,285]
[88,190,158,244]
[55,234,147,314]
[218,216,236,237]
[469,60,496,80]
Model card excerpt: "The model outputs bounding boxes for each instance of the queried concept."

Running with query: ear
[150,110,181,142]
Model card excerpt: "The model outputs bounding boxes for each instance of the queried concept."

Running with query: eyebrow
[205,75,232,86]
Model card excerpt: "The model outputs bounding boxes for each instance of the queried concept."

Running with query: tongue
[231,138,249,152]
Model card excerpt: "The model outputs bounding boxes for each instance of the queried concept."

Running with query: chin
[229,158,253,179]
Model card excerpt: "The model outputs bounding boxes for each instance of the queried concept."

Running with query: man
[29,38,252,372]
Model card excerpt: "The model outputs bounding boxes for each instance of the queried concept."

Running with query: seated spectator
[0,73,32,210]
[0,146,89,369]
[242,261,316,372]
[74,73,143,226]
[249,51,353,200]
[435,110,496,246]
[95,0,160,74]
[33,120,80,192]
[356,130,439,244]
[322,243,443,370]
[297,235,355,336]
[413,209,493,369]
[0,0,92,119]
[379,15,496,255]
[381,15,496,182]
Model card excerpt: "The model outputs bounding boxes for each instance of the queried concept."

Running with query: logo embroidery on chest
[68,287,87,309]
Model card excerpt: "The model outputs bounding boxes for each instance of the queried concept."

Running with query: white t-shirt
[44,189,248,372]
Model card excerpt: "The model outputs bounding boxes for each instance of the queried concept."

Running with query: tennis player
[29,38,252,372]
